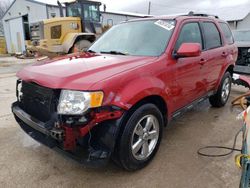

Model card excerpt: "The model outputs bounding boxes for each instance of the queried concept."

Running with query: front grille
[51,25,62,39]
[30,21,44,41]
[19,81,57,122]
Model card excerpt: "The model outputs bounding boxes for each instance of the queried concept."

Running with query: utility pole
[148,1,151,15]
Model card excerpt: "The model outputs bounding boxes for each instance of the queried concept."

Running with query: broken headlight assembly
[57,90,104,115]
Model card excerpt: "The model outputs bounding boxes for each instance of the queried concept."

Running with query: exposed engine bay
[236,47,250,66]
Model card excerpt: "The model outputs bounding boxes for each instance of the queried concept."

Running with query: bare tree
[0,0,13,36]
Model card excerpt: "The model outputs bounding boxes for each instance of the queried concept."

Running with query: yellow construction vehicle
[27,0,102,57]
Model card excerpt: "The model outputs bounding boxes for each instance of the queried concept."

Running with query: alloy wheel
[131,115,160,161]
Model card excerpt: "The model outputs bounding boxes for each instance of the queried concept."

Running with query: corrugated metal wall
[101,12,142,26]
[228,14,250,30]
[237,13,250,30]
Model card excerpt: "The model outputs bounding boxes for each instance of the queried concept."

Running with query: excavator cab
[64,0,102,35]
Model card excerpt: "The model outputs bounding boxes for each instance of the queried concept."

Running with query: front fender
[109,77,169,111]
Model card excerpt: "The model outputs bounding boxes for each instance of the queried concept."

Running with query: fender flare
[62,33,96,53]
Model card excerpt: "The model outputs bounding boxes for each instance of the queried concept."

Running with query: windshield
[233,30,250,42]
[67,3,81,17]
[89,20,176,56]
[84,4,100,22]
[67,3,100,22]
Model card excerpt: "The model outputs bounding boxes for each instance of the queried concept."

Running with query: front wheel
[209,72,232,107]
[117,103,163,171]
[70,40,92,53]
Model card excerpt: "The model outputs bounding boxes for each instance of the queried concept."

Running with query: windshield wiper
[100,51,129,55]
[86,49,96,53]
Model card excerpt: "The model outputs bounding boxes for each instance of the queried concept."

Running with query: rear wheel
[70,40,91,53]
[209,72,232,107]
[116,103,163,171]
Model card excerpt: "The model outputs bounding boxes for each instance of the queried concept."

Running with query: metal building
[101,11,148,26]
[1,0,147,54]
[2,0,64,54]
[208,7,250,30]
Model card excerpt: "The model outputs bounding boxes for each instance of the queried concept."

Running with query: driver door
[171,22,208,110]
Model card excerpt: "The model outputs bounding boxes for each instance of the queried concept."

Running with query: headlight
[57,90,104,115]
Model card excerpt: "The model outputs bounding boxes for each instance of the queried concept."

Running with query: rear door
[171,21,207,110]
[218,22,238,66]
[200,21,225,91]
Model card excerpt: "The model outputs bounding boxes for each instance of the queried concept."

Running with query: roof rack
[187,11,219,19]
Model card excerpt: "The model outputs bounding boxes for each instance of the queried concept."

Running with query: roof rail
[187,11,219,19]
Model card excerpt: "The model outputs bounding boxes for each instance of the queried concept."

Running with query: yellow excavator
[27,0,103,57]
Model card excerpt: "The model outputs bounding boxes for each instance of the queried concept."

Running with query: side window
[219,22,234,44]
[202,22,222,49]
[175,22,202,51]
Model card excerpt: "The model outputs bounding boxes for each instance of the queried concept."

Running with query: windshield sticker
[154,20,175,31]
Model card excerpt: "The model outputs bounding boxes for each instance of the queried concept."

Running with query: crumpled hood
[17,53,156,90]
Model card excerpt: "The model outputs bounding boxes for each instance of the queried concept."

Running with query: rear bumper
[12,102,123,167]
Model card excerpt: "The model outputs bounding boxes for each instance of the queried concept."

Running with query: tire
[209,72,232,107]
[116,103,163,171]
[70,40,92,53]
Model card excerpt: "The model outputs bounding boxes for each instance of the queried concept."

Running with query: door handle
[199,59,206,65]
[221,51,228,57]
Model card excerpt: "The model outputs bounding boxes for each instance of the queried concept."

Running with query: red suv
[12,13,237,170]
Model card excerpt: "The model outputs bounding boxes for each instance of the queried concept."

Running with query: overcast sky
[3,0,250,16]
[94,0,250,14]
[102,0,250,15]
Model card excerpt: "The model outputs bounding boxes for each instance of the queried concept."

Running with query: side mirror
[176,43,201,58]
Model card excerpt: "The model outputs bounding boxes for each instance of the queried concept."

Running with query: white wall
[2,0,47,53]
[2,21,11,52]
[3,0,47,23]
[47,5,66,19]
[101,12,141,26]
[228,13,250,30]
[2,0,64,53]
[228,21,236,30]
[237,13,250,30]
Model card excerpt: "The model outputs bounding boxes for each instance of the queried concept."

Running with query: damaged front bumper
[12,102,124,167]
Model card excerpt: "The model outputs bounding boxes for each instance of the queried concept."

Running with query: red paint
[239,75,250,87]
[17,15,237,127]
[63,126,78,150]
[63,110,123,150]
[177,43,201,57]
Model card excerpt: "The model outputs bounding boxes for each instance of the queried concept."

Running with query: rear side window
[219,22,234,44]
[175,22,203,51]
[202,22,222,50]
